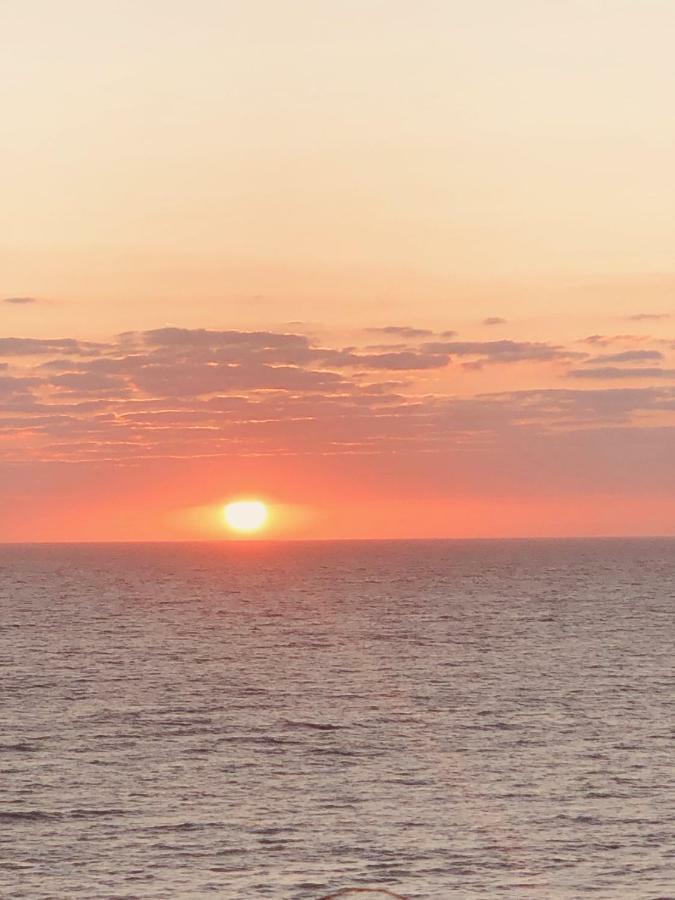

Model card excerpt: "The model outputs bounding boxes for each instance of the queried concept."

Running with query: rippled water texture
[1,539,674,898]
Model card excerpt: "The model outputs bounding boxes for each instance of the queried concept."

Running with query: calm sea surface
[1,539,674,899]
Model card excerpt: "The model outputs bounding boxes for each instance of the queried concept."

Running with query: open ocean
[1,538,673,899]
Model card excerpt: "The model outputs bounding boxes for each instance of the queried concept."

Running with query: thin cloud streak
[626,313,670,322]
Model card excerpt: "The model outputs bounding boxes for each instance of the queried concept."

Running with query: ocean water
[1,538,673,899]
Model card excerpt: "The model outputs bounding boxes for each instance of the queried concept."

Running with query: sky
[2,0,675,540]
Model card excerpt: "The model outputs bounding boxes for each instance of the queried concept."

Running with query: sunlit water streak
[1,539,673,898]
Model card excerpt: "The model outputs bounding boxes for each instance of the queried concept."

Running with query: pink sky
[2,1,675,540]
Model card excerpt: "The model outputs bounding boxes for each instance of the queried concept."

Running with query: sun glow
[223,500,269,534]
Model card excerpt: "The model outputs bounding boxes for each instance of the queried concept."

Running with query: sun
[223,499,269,534]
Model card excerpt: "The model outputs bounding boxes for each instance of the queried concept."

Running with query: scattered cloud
[3,297,38,305]
[482,317,507,326]
[2,326,675,474]
[365,326,434,339]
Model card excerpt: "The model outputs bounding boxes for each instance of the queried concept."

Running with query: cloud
[421,339,576,366]
[580,334,647,346]
[585,350,664,364]
[3,325,675,476]
[118,327,452,372]
[478,386,675,421]
[482,317,507,326]
[568,367,675,380]
[49,372,132,396]
[340,350,450,370]
[365,326,434,339]
[3,297,38,305]
[0,374,40,400]
[136,327,309,351]
[131,361,349,396]
[0,337,104,357]
[626,313,670,321]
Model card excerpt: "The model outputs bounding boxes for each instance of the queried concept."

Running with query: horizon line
[2,534,675,547]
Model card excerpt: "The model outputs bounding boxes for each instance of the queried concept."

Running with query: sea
[1,538,673,899]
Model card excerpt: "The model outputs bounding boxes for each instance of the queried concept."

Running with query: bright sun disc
[223,500,269,534]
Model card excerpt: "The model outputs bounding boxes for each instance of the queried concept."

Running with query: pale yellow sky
[1,0,674,339]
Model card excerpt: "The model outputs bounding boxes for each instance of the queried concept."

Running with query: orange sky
[2,1,675,540]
